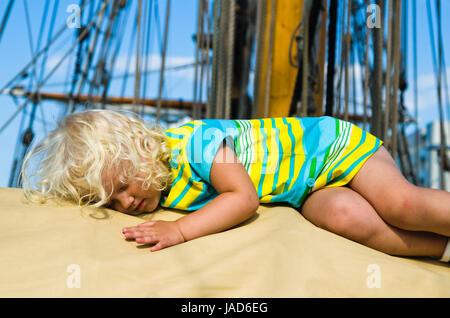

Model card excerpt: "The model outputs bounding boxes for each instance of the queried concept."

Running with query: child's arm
[122,143,259,252]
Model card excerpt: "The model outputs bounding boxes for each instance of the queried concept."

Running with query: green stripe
[298,157,317,206]
[233,120,243,159]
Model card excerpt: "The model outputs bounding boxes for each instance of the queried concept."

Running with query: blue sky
[0,0,449,187]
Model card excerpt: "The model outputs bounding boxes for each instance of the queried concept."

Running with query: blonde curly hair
[21,109,172,208]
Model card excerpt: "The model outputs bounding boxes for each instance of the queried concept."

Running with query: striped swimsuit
[160,116,383,211]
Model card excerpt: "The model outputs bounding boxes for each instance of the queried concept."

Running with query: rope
[224,0,235,119]
[133,0,142,114]
[382,0,393,147]
[436,0,447,188]
[299,1,310,117]
[426,0,447,188]
[120,8,138,98]
[192,0,204,119]
[209,0,219,118]
[141,0,154,116]
[0,0,14,44]
[370,0,384,139]
[0,0,94,96]
[156,0,171,122]
[264,0,276,118]
[363,0,370,131]
[0,0,110,134]
[252,0,266,119]
[343,0,352,122]
[390,0,402,161]
[325,0,338,117]
[412,0,420,180]
[70,0,109,113]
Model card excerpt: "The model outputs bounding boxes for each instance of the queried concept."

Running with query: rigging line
[412,0,420,178]
[38,0,60,84]
[390,0,403,161]
[23,0,38,88]
[383,0,394,146]
[0,0,110,135]
[64,45,76,93]
[29,0,53,134]
[88,0,122,102]
[299,0,309,117]
[0,0,94,94]
[70,0,110,113]
[198,0,210,119]
[204,0,212,119]
[99,0,129,108]
[225,0,236,119]
[215,0,228,119]
[192,0,203,119]
[120,7,138,98]
[439,39,450,126]
[351,36,357,119]
[434,1,450,125]
[153,0,164,58]
[325,0,338,117]
[141,0,154,116]
[209,0,220,118]
[343,0,352,121]
[335,0,347,117]
[156,0,172,122]
[22,0,51,136]
[426,0,438,80]
[102,1,132,103]
[136,0,149,116]
[436,0,447,188]
[0,0,14,43]
[427,0,446,186]
[69,0,87,97]
[363,0,370,131]
[133,0,143,113]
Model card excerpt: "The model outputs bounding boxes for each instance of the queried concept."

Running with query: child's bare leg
[348,146,450,237]
[301,186,447,257]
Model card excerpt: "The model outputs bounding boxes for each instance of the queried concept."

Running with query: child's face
[106,172,161,215]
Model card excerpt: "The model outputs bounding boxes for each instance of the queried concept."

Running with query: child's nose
[117,192,134,210]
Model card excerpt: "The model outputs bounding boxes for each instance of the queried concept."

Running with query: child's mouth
[135,200,145,211]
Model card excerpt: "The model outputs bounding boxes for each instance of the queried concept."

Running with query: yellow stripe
[287,118,304,191]
[163,122,204,208]
[271,118,292,195]
[248,119,263,189]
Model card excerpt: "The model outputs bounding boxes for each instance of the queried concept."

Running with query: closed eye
[117,184,128,193]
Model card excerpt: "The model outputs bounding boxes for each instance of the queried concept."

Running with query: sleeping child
[20,110,450,262]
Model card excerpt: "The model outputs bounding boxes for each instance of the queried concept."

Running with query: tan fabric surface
[0,187,448,297]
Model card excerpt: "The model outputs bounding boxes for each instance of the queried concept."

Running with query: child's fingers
[136,235,159,245]
[122,221,155,233]
[150,242,164,252]
[137,221,156,227]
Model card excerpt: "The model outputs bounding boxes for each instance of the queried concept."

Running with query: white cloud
[44,53,196,82]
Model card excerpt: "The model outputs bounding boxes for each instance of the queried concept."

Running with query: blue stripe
[166,132,185,139]
[168,163,184,208]
[257,119,268,196]
[270,118,282,195]
[169,177,194,209]
[160,163,185,207]
[282,118,296,193]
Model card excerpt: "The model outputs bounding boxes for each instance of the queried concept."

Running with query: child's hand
[122,220,186,252]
